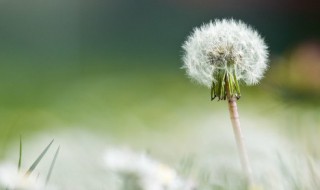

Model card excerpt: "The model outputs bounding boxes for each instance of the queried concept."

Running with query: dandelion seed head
[182,19,268,89]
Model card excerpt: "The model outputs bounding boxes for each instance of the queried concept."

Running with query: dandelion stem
[225,76,253,186]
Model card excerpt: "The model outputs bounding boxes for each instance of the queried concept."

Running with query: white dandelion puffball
[104,147,195,190]
[182,19,268,89]
[0,163,45,190]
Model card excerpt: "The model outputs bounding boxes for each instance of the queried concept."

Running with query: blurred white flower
[104,148,195,190]
[182,19,268,99]
[0,163,45,190]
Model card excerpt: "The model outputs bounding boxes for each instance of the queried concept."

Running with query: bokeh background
[0,0,320,189]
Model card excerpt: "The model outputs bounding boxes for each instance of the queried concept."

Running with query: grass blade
[25,139,54,176]
[46,146,60,185]
[18,135,22,171]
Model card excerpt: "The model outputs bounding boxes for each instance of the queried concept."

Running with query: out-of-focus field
[0,54,319,153]
[0,54,320,189]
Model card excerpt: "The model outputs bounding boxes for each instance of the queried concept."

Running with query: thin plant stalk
[18,136,22,171]
[225,77,253,186]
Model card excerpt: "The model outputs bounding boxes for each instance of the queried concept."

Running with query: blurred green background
[0,0,320,160]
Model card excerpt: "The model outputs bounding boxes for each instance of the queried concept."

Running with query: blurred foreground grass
[0,54,320,189]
